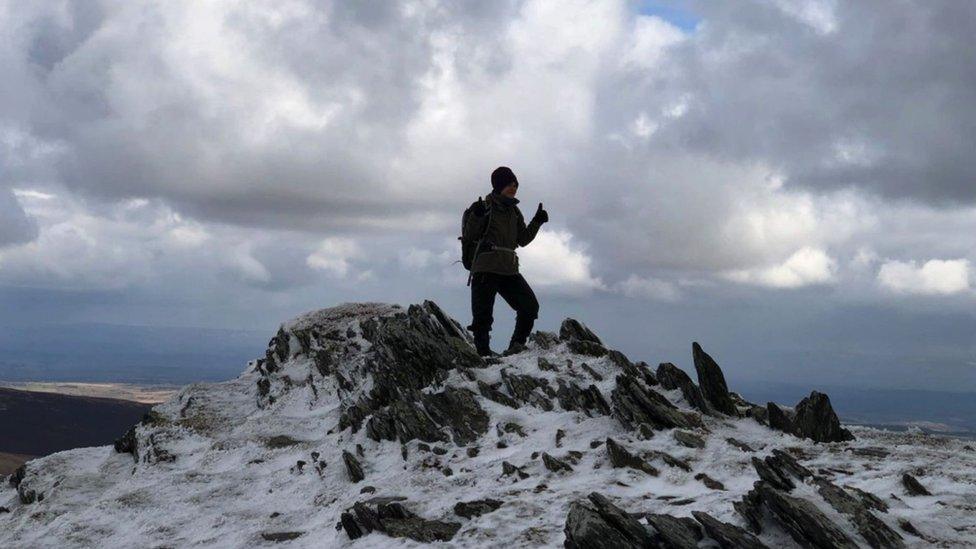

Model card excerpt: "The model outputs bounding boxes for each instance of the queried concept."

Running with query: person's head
[491,166,518,198]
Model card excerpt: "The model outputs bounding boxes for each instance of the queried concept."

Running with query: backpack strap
[467,196,494,287]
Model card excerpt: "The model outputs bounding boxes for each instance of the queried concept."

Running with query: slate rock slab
[564,492,655,549]
[692,342,737,415]
[793,391,855,443]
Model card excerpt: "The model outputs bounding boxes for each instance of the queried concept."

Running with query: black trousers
[469,272,539,345]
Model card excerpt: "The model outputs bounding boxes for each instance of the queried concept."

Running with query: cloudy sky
[1,0,974,391]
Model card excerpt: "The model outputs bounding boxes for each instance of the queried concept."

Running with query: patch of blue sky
[638,0,700,32]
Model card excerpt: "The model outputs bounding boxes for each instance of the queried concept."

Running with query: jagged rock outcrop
[793,391,855,443]
[332,301,486,441]
[608,350,658,387]
[814,477,905,548]
[692,342,738,415]
[261,531,304,542]
[559,318,608,357]
[737,446,905,548]
[673,429,706,449]
[656,362,713,415]
[502,369,556,410]
[612,374,701,432]
[454,498,503,519]
[10,465,40,505]
[605,438,659,476]
[529,330,560,350]
[695,472,726,490]
[8,465,25,489]
[726,437,756,452]
[340,499,461,543]
[564,493,655,549]
[4,299,955,548]
[559,318,602,345]
[556,379,611,416]
[901,473,931,496]
[342,450,365,482]
[750,449,813,491]
[692,511,769,549]
[501,460,529,479]
[766,402,796,435]
[113,425,138,460]
[542,452,573,473]
[477,380,520,408]
[756,482,860,548]
[645,513,702,548]
[766,392,855,444]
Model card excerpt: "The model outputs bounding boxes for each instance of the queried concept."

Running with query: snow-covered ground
[1,302,974,547]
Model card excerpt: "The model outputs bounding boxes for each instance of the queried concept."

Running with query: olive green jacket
[465,192,543,275]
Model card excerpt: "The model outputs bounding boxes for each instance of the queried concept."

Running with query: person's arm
[517,203,548,247]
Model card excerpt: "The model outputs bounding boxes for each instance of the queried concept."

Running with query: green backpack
[459,198,492,272]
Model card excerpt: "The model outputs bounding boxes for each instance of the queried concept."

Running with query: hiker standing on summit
[463,166,548,356]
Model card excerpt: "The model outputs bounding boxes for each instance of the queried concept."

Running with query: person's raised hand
[533,202,549,224]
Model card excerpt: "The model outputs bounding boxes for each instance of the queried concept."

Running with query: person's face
[502,182,518,198]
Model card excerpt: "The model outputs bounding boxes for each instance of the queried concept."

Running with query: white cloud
[615,274,680,301]
[518,229,604,294]
[0,0,973,318]
[398,247,436,271]
[398,247,453,271]
[850,247,880,271]
[227,244,271,284]
[769,0,838,35]
[165,225,210,248]
[726,247,837,288]
[630,112,658,138]
[722,189,872,268]
[306,237,361,278]
[877,259,971,295]
[0,191,281,290]
[0,193,155,289]
[620,14,685,70]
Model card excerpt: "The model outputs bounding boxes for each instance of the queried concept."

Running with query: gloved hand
[532,202,549,224]
[472,197,488,216]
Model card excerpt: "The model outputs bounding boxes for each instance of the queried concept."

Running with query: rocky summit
[2,301,974,547]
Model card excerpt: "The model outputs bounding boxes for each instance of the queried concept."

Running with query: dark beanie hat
[491,166,518,193]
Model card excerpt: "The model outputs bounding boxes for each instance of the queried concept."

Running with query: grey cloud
[2,0,974,294]
[25,1,106,72]
[0,189,37,246]
[7,0,517,234]
[654,0,976,204]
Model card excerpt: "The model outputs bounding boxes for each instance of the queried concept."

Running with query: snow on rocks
[1,301,975,547]
[657,361,714,416]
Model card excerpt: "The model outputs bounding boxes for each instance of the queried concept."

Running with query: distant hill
[0,452,32,476]
[0,387,151,457]
[0,323,265,384]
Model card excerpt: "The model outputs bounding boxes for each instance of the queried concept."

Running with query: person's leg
[496,273,540,349]
[469,272,499,356]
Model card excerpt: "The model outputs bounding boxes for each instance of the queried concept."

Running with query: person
[464,166,548,356]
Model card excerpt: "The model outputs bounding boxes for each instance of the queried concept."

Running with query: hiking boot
[473,331,495,357]
[502,342,528,356]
